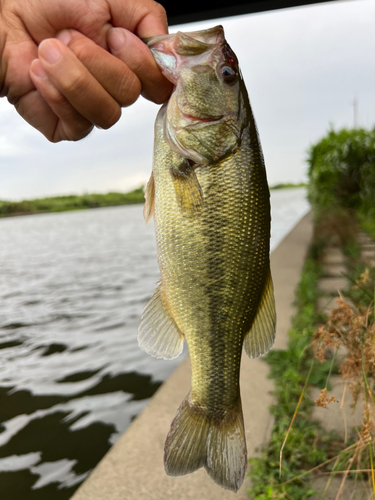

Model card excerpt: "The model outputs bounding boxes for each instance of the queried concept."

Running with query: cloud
[0,0,374,199]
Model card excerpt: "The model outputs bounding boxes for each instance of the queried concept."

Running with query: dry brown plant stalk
[315,387,337,409]
[312,268,375,494]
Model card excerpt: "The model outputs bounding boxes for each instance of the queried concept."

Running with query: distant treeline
[0,188,145,217]
[270,182,307,190]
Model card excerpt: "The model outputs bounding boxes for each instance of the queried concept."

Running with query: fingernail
[108,28,125,50]
[39,39,62,64]
[56,29,72,46]
[31,59,47,79]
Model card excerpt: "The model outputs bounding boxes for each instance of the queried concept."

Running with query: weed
[247,216,375,499]
[247,256,339,499]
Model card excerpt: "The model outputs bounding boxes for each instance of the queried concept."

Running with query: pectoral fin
[143,172,155,224]
[244,271,276,358]
[138,282,184,360]
[170,160,203,216]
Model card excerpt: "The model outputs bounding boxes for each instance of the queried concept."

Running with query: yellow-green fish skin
[139,25,276,492]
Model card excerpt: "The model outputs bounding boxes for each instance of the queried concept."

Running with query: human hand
[0,0,173,142]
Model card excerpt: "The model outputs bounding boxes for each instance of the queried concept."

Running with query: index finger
[107,28,172,104]
[109,0,168,39]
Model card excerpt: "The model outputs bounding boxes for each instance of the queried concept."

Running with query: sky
[0,0,374,200]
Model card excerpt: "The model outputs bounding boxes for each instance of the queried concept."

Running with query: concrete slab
[323,248,345,266]
[322,263,346,277]
[358,234,371,241]
[362,248,375,267]
[316,296,336,315]
[71,212,313,500]
[319,277,347,295]
[310,376,370,499]
[358,233,373,243]
[362,249,375,260]
[311,376,362,435]
[311,475,372,500]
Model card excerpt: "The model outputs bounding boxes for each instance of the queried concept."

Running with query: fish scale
[138,25,276,491]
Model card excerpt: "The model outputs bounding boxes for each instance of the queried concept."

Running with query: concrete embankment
[71,211,313,500]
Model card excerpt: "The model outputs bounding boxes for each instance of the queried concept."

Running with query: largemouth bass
[139,25,276,492]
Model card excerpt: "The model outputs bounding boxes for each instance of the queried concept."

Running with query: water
[0,188,309,499]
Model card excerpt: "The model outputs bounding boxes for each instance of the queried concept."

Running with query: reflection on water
[0,189,309,499]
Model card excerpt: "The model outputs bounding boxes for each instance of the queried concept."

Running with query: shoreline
[0,185,306,220]
[0,202,144,219]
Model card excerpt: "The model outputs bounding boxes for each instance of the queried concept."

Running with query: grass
[270,183,308,190]
[358,211,375,240]
[0,188,145,218]
[247,254,335,499]
[0,182,307,218]
[247,213,375,499]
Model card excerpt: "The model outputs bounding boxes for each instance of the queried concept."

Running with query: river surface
[0,188,309,500]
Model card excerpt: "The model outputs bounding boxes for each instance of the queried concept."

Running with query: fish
[138,25,276,492]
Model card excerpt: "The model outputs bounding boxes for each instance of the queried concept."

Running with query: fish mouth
[144,26,225,49]
[182,112,223,123]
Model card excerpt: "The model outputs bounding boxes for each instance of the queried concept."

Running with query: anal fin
[170,160,203,217]
[138,282,184,360]
[244,271,276,359]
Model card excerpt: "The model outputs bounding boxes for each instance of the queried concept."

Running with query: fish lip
[144,33,171,47]
[181,112,223,123]
[144,26,225,48]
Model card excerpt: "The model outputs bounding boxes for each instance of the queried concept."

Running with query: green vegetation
[247,253,337,499]
[248,220,375,499]
[247,126,375,499]
[0,182,308,218]
[307,125,375,242]
[270,182,308,190]
[0,188,145,217]
[307,126,375,220]
[307,124,375,254]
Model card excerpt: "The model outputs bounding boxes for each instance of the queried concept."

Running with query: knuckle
[153,87,172,105]
[50,133,63,143]
[100,106,121,129]
[47,89,67,108]
[60,70,87,97]
[116,73,141,107]
[153,2,167,21]
[142,80,172,105]
[52,121,94,143]
[69,37,95,66]
[69,123,95,142]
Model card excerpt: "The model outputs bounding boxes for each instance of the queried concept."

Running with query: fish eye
[219,64,238,84]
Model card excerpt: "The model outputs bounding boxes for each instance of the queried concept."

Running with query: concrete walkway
[71,212,313,500]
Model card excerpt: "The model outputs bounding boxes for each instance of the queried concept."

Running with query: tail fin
[164,394,247,492]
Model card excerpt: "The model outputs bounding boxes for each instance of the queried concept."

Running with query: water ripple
[0,191,309,499]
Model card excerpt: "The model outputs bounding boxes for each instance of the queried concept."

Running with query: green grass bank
[247,126,375,499]
[0,188,145,218]
[0,182,306,219]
